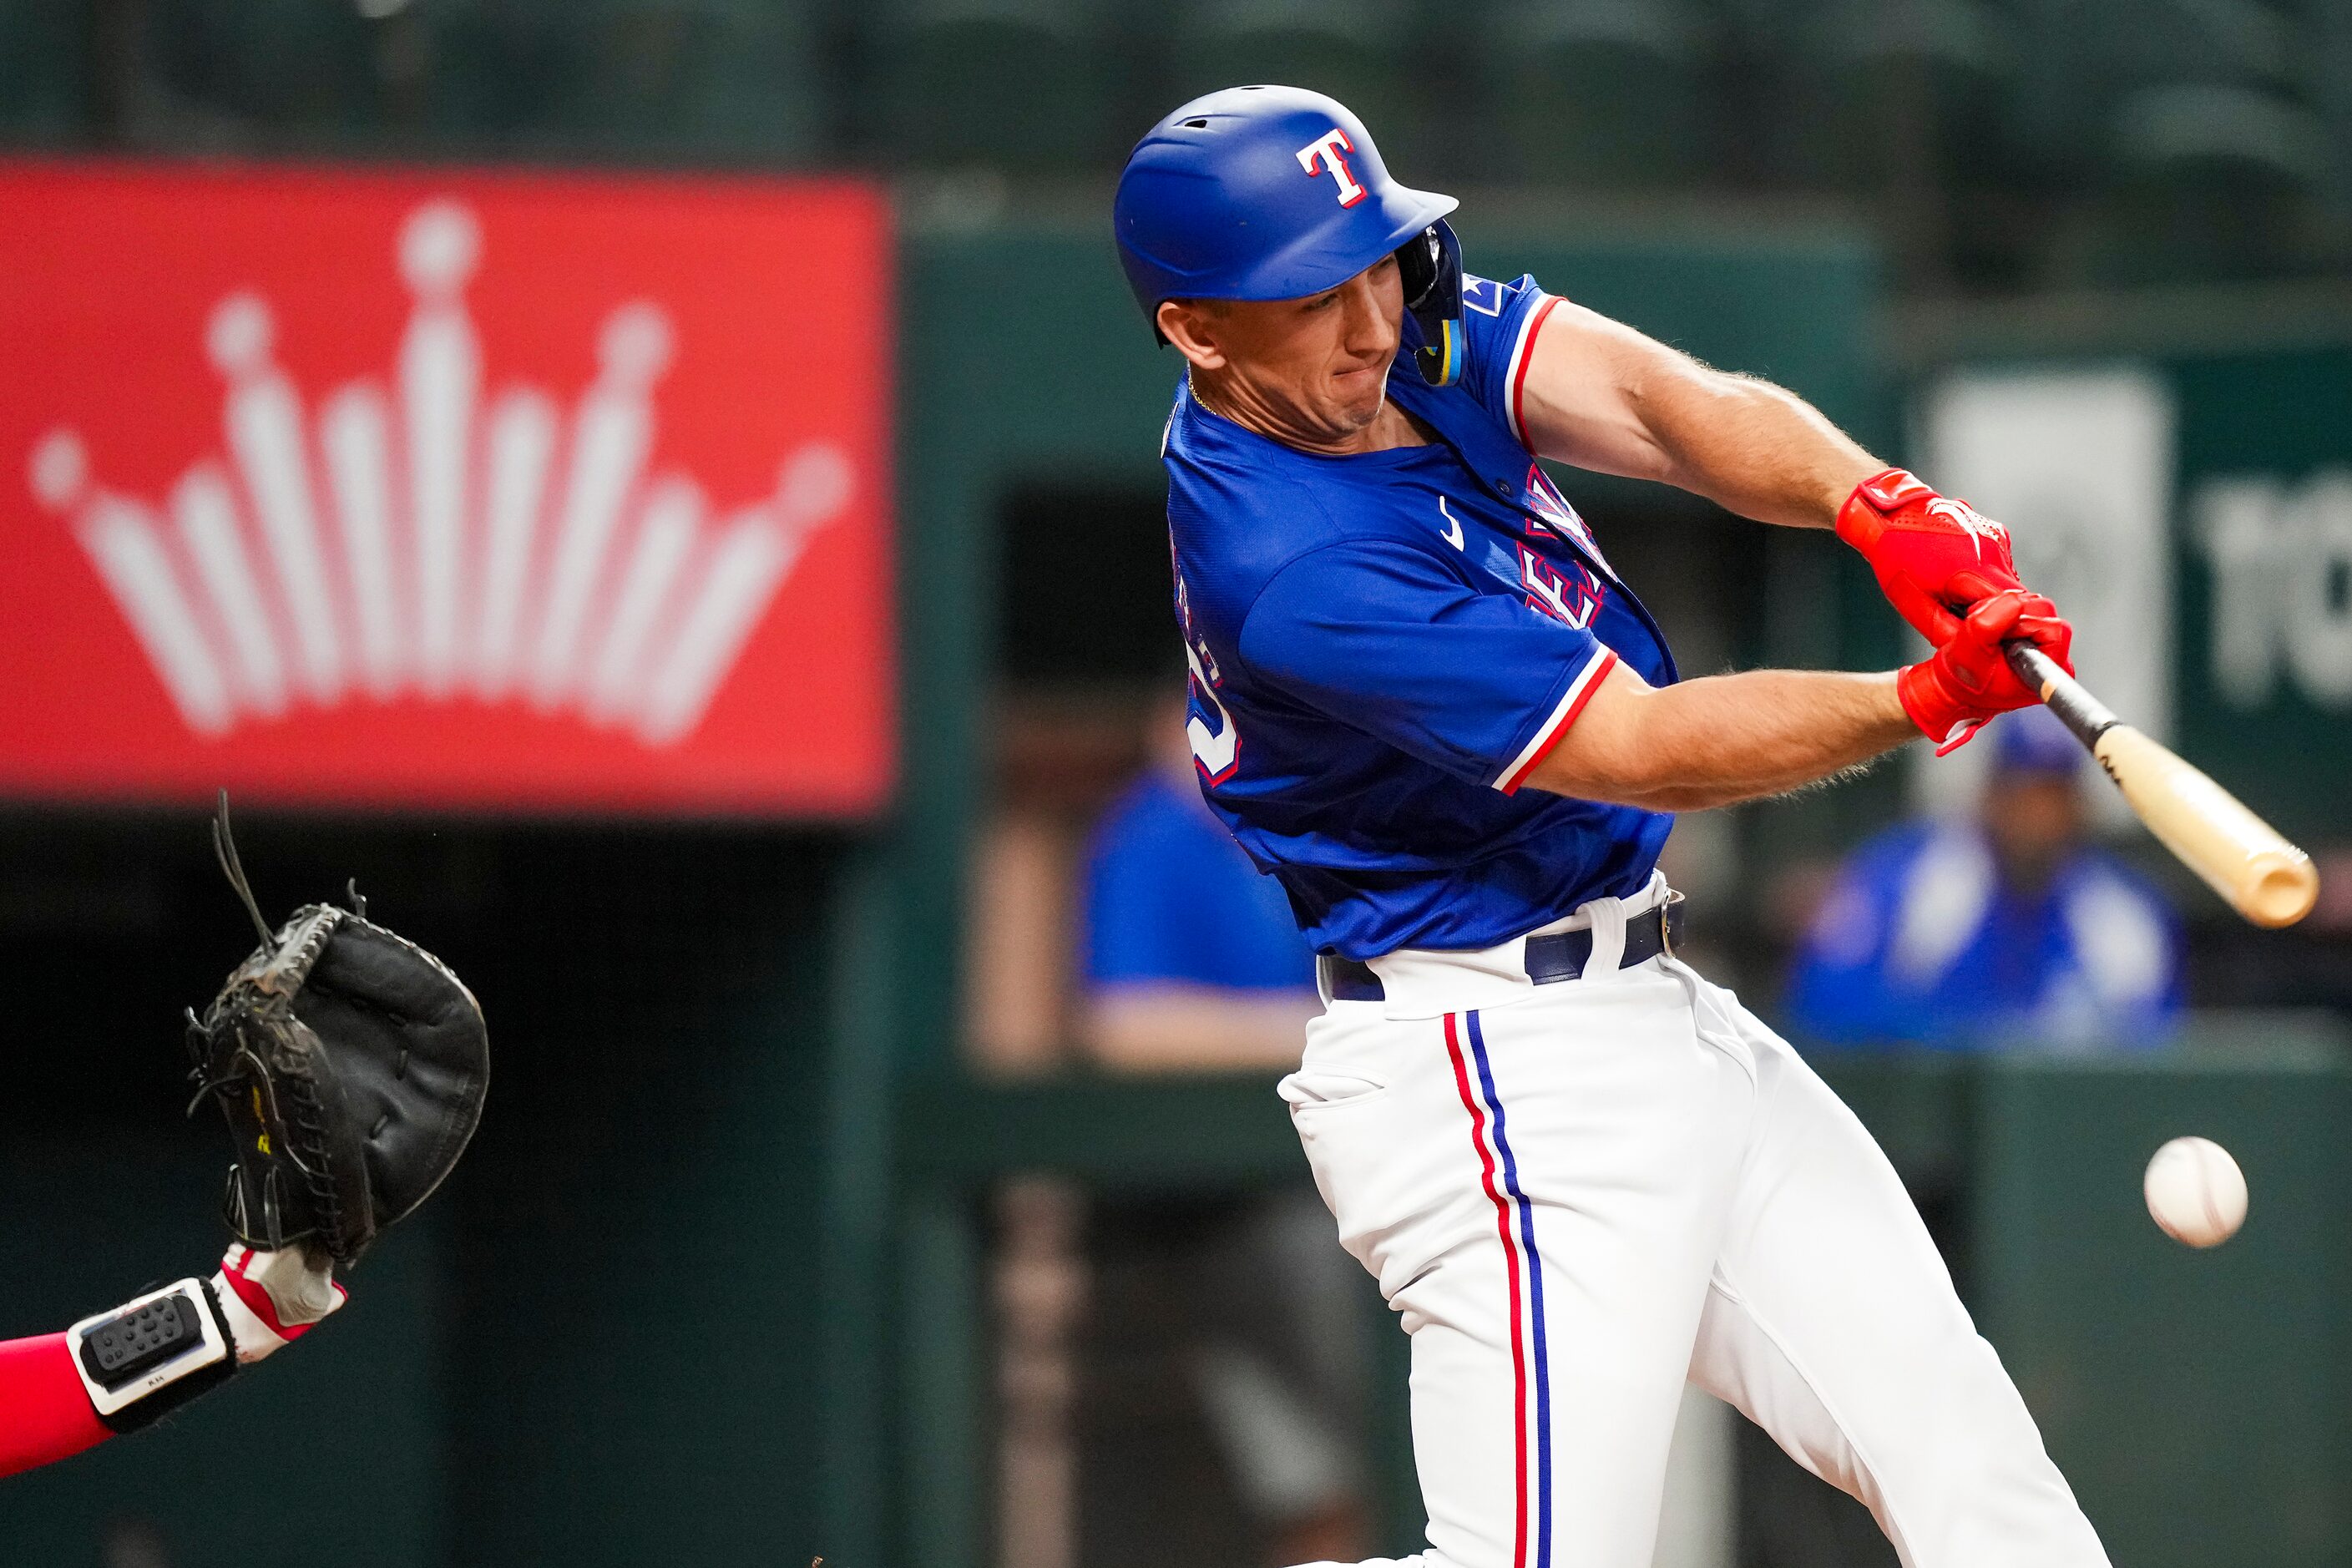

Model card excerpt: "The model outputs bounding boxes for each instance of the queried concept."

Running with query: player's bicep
[1515,301,1704,481]
[1515,657,1664,802]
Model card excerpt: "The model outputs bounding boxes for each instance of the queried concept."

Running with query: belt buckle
[1658,890,1685,961]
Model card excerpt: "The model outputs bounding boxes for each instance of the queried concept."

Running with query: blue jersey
[1081,770,1317,993]
[1783,822,2183,1053]
[1165,273,1677,959]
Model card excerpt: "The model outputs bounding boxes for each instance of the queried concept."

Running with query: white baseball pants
[1278,878,2109,1568]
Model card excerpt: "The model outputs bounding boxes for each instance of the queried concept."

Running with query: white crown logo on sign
[27,198,852,745]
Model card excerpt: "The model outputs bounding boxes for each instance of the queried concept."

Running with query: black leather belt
[1319,898,1687,1004]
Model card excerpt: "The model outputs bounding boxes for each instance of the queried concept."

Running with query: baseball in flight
[2143,1136,2249,1248]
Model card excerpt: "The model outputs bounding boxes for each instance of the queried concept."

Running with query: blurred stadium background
[5,2,2352,1565]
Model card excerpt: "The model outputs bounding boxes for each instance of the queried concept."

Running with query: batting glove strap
[68,1278,238,1434]
[1897,662,1991,756]
[1832,468,1934,554]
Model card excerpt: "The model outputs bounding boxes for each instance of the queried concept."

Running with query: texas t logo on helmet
[1295,128,1367,206]
[1112,85,1465,386]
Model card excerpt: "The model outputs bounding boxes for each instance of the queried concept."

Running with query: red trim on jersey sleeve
[0,1333,110,1479]
[1495,649,1617,795]
[1508,295,1565,452]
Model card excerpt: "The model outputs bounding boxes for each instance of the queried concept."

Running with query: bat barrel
[2000,642,2319,928]
[2091,725,2319,928]
[2245,857,2324,928]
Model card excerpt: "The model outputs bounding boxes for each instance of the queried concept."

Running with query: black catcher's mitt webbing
[186,795,488,1268]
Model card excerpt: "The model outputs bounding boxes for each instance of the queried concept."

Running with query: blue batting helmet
[1992,706,2085,778]
[1113,85,1468,386]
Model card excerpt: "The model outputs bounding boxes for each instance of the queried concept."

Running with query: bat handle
[2004,641,2117,751]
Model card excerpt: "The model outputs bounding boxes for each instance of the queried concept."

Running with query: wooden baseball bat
[2006,645,2319,928]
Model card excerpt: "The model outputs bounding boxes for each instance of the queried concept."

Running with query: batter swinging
[1115,87,2102,1568]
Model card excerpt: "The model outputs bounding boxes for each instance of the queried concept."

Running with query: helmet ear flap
[1399,220,1464,386]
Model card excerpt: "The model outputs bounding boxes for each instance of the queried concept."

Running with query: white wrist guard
[68,1278,237,1433]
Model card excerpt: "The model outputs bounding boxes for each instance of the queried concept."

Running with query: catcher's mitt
[185,795,488,1269]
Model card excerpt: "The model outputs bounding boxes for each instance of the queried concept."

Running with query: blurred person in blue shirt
[1081,684,1321,1070]
[1077,680,1371,1566]
[1785,706,2184,1052]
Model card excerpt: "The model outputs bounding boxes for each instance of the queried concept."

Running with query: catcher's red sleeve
[0,1333,109,1478]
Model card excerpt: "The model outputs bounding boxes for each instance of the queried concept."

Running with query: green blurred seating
[1789,0,2015,193]
[424,0,824,159]
[2099,0,2299,98]
[563,0,822,156]
[0,0,91,142]
[1470,0,1718,189]
[1166,0,1426,175]
[2061,83,2337,286]
[129,0,822,157]
[2000,0,2308,182]
[143,0,392,135]
[865,0,1117,172]
[1990,0,2336,287]
[414,0,590,143]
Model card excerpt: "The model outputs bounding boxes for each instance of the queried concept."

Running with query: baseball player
[1115,86,2100,1568]
[0,1246,343,1479]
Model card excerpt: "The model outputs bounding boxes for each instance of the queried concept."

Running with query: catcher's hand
[185,794,488,1270]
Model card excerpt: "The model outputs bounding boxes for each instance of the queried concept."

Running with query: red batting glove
[1838,468,2026,645]
[1897,589,2074,754]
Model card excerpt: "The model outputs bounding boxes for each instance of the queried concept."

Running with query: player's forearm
[0,1247,351,1479]
[1526,665,1912,810]
[0,1333,111,1479]
[1632,370,1880,530]
[1083,985,1322,1071]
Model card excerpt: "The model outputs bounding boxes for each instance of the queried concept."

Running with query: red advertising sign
[0,163,894,815]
